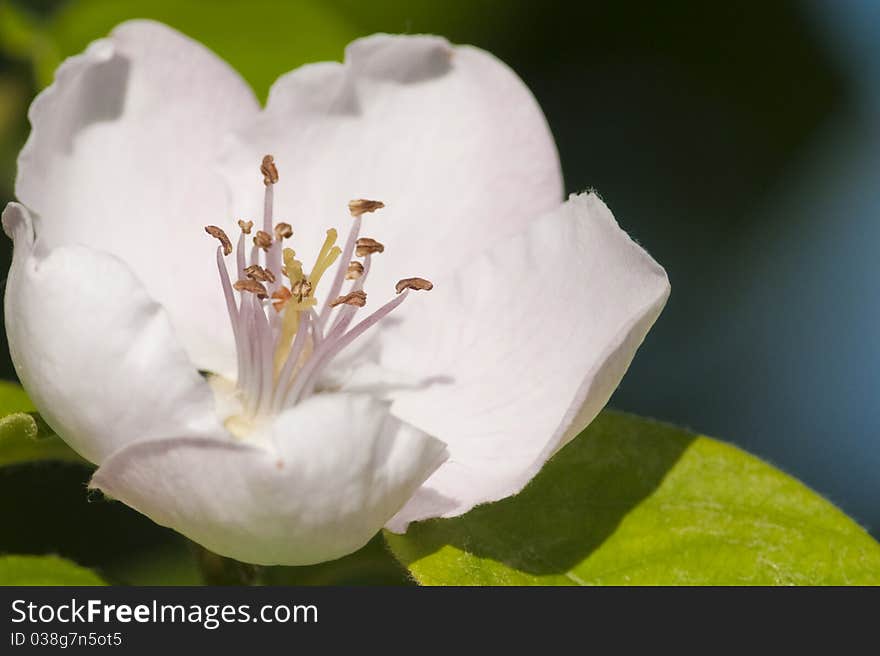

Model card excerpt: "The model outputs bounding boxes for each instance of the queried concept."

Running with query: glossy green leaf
[0,554,106,585]
[386,411,880,585]
[0,381,84,467]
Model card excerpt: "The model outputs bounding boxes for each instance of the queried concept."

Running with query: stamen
[214,245,243,383]
[235,230,247,278]
[330,290,367,308]
[395,277,434,294]
[356,237,384,256]
[348,199,385,217]
[291,278,314,303]
[250,293,274,415]
[205,225,232,256]
[271,286,292,313]
[318,204,375,323]
[233,279,269,299]
[211,166,430,429]
[271,310,311,411]
[244,264,276,284]
[260,156,282,289]
[287,290,411,405]
[260,154,279,185]
[253,230,273,251]
[274,222,293,240]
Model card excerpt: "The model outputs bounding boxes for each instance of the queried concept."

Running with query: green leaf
[0,554,106,585]
[0,381,84,467]
[386,410,880,585]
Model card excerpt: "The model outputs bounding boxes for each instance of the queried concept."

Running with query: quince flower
[3,21,669,565]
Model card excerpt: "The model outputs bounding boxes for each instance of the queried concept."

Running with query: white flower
[3,21,669,565]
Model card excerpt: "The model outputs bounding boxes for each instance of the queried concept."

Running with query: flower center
[205,155,432,437]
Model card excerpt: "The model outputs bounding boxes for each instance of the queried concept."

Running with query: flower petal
[219,34,562,296]
[90,393,448,565]
[2,202,222,464]
[381,193,670,530]
[15,20,260,376]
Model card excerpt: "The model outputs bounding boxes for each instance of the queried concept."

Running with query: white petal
[3,202,222,464]
[16,20,259,376]
[90,393,448,565]
[381,193,670,530]
[219,34,562,296]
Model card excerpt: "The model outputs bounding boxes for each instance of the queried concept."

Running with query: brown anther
[271,286,292,313]
[244,264,276,284]
[233,279,268,299]
[395,277,434,294]
[274,222,293,240]
[237,219,254,234]
[253,230,273,251]
[345,261,365,280]
[355,237,385,257]
[291,278,313,302]
[204,225,233,256]
[261,154,279,185]
[348,199,385,217]
[330,290,367,308]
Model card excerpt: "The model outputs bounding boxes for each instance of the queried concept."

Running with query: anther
[348,199,385,217]
[261,154,279,186]
[346,261,365,280]
[238,219,254,234]
[253,230,273,251]
[234,279,269,299]
[331,290,367,308]
[292,279,313,303]
[244,264,276,284]
[274,222,293,240]
[205,225,233,256]
[395,277,434,294]
[355,237,385,256]
[271,286,292,313]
